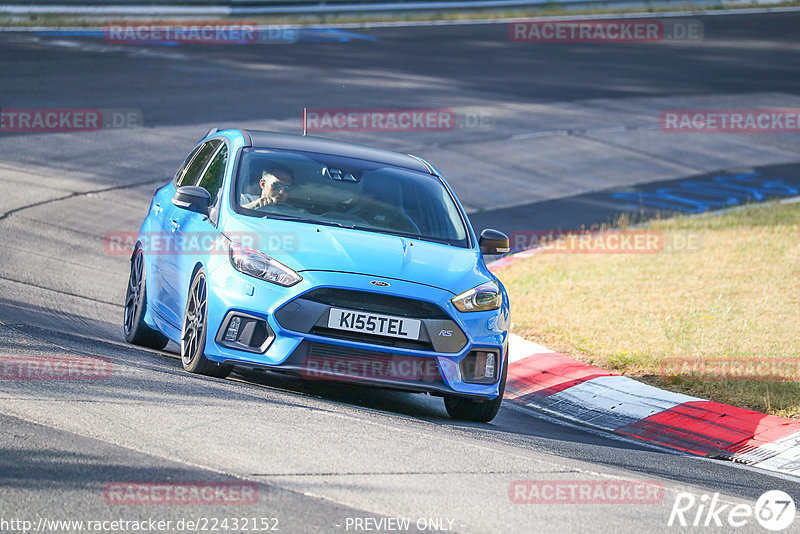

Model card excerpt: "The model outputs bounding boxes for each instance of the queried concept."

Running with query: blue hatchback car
[124,129,511,422]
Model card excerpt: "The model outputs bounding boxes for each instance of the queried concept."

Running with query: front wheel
[444,356,507,423]
[181,269,232,379]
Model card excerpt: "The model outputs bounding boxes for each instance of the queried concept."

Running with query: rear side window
[196,144,228,205]
[176,140,220,187]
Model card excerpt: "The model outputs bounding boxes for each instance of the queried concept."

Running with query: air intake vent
[302,288,449,319]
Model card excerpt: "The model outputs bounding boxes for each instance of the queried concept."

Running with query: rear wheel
[123,248,169,350]
[444,356,508,423]
[181,269,232,379]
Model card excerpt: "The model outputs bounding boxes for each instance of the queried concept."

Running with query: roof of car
[237,130,432,174]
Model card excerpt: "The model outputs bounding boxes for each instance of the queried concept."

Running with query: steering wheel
[346,204,421,234]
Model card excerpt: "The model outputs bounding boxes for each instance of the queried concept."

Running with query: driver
[242,164,294,209]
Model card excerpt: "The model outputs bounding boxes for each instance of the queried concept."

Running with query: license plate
[327,308,421,340]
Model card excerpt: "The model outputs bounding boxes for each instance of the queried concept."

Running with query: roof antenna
[302,107,307,136]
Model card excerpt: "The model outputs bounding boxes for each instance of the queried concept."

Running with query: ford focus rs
[124,128,510,422]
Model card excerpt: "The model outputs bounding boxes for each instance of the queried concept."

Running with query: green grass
[498,199,800,418]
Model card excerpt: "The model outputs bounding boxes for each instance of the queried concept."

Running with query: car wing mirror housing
[479,228,510,255]
[172,186,211,216]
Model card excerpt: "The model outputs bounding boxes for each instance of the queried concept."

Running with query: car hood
[223,216,488,295]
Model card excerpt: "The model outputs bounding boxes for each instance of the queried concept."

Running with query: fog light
[474,351,494,379]
[224,316,241,342]
[485,352,496,379]
[459,350,500,384]
[216,312,274,354]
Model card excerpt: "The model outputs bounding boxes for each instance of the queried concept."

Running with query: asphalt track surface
[1,11,799,534]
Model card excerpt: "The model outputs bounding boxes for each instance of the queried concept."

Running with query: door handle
[153,202,162,215]
[170,218,179,231]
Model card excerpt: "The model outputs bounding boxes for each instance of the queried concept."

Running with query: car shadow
[1,295,796,501]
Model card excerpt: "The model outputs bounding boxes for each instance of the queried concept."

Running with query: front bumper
[202,262,509,399]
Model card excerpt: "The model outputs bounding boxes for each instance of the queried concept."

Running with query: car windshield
[234,148,469,247]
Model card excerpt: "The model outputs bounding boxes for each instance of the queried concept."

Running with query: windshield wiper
[264,214,356,229]
[361,228,452,246]
[304,219,357,229]
[259,213,303,221]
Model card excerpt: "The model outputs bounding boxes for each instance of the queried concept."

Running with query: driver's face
[259,171,293,203]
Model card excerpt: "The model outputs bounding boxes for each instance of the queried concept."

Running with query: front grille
[309,341,385,359]
[309,326,434,351]
[275,287,467,354]
[302,288,449,320]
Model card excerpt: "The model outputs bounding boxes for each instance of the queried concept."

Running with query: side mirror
[172,186,211,216]
[479,229,510,255]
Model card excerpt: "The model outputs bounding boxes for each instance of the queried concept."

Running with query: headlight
[229,242,302,287]
[451,280,502,312]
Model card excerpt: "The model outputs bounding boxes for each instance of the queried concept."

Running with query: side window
[174,145,201,183]
[196,144,228,205]
[176,140,219,187]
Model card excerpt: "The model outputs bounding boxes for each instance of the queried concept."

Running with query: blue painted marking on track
[295,29,379,43]
[611,172,799,214]
[35,30,105,38]
[33,28,379,45]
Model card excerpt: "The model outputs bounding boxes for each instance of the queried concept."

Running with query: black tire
[181,268,232,379]
[124,247,169,350]
[444,356,508,423]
